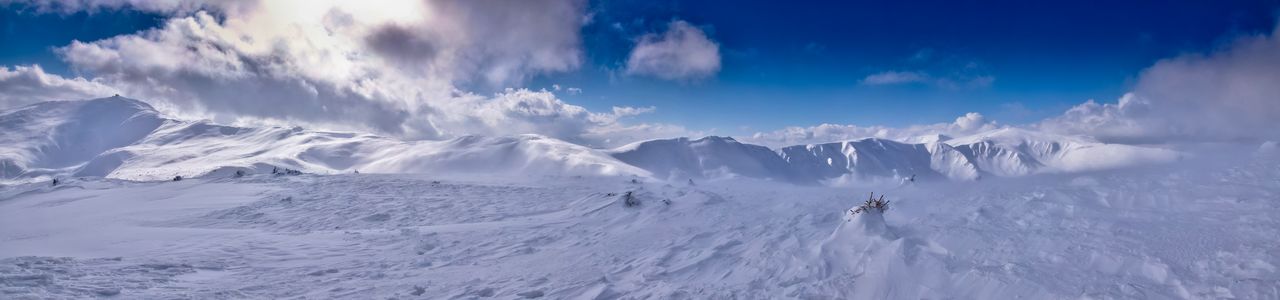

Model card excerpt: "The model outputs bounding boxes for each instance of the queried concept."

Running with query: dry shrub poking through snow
[623,191,640,207]
[851,192,890,215]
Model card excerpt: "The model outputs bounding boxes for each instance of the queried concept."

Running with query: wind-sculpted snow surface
[1,154,1277,298]
[0,97,164,181]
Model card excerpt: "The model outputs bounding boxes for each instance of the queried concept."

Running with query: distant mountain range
[0,96,1183,184]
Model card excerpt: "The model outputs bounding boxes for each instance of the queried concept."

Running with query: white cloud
[0,65,118,108]
[56,10,423,136]
[951,112,995,132]
[624,20,721,81]
[358,0,586,86]
[604,106,655,119]
[746,112,1000,147]
[0,0,690,147]
[861,71,929,85]
[1037,94,1156,143]
[860,70,993,89]
[1040,25,1280,143]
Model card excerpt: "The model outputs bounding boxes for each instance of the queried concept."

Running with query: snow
[2,98,1182,186]
[1,97,647,183]
[609,136,801,182]
[947,127,1184,176]
[2,153,1277,298]
[778,138,981,182]
[2,97,1274,298]
[0,97,164,182]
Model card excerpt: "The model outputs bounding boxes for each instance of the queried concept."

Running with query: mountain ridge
[1,97,1182,184]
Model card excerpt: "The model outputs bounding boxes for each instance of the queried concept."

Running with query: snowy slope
[358,134,650,178]
[0,97,647,183]
[946,127,1183,176]
[92,123,650,181]
[609,136,804,182]
[0,97,164,181]
[2,154,1276,298]
[1,97,1182,185]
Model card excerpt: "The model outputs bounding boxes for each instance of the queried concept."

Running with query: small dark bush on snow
[851,192,890,215]
[623,191,639,207]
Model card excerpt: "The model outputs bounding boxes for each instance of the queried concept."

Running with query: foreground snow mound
[947,128,1183,176]
[0,98,647,183]
[610,136,804,182]
[812,210,954,299]
[0,96,164,182]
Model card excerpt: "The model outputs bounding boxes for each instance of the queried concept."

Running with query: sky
[1,0,1278,147]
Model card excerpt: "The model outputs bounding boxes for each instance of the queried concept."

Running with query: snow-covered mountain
[946,127,1183,176]
[612,130,1180,184]
[1,96,648,182]
[608,136,807,182]
[0,97,1182,184]
[0,97,165,180]
[778,138,981,182]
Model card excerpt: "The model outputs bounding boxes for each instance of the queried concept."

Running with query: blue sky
[540,0,1279,133]
[1,0,1278,145]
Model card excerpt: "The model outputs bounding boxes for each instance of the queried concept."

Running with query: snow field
[2,154,1277,298]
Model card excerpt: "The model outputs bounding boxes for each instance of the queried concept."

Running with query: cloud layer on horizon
[1039,25,1280,143]
[745,112,1000,147]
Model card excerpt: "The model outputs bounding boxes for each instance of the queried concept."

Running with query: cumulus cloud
[359,0,586,85]
[1041,25,1280,143]
[746,112,1000,147]
[0,0,690,147]
[56,10,421,135]
[625,20,721,81]
[0,65,118,108]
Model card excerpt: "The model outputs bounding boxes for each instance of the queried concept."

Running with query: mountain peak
[93,95,155,111]
[693,136,738,143]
